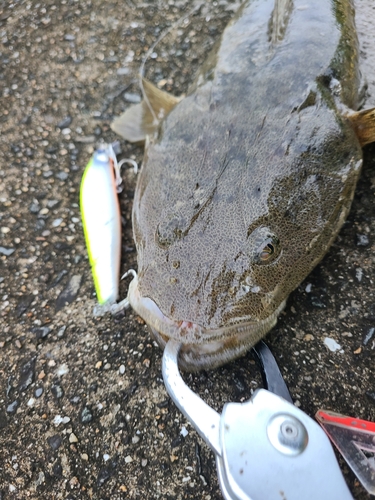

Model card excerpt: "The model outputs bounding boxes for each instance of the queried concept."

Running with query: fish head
[127,104,363,371]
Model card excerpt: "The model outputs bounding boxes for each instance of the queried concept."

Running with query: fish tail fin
[347,107,375,147]
[111,78,180,143]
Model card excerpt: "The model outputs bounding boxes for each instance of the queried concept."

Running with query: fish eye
[247,226,280,265]
[259,241,274,261]
[256,236,279,264]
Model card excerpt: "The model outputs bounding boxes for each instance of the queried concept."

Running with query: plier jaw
[162,339,353,500]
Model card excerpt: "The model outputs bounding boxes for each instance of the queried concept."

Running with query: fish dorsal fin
[347,107,375,147]
[111,78,180,143]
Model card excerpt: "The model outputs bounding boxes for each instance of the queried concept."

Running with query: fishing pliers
[162,339,354,500]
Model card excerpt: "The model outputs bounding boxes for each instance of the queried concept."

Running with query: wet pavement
[0,0,375,499]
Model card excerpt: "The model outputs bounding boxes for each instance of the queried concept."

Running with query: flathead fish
[112,0,375,370]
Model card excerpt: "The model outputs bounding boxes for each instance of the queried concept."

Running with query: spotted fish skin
[115,0,375,370]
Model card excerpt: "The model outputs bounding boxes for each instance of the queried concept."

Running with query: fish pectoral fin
[111,78,180,143]
[111,102,149,143]
[347,107,375,147]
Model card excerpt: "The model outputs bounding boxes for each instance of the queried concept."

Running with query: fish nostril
[156,217,183,247]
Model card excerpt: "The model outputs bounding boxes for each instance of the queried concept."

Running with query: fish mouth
[128,276,286,371]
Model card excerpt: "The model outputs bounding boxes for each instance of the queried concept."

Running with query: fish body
[113,0,375,370]
[80,145,121,305]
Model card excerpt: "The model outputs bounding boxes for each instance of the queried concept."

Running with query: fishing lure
[80,144,137,310]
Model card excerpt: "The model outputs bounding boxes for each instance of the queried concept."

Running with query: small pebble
[117,67,130,75]
[363,327,375,346]
[324,337,342,353]
[32,326,51,340]
[6,400,19,414]
[97,466,112,487]
[57,326,67,338]
[356,234,369,246]
[35,388,43,398]
[55,274,82,311]
[56,363,69,377]
[123,92,141,103]
[75,135,96,143]
[69,476,80,488]
[356,268,363,282]
[51,384,64,399]
[81,453,89,461]
[29,202,40,214]
[35,471,46,486]
[18,356,36,391]
[56,171,68,181]
[69,433,78,443]
[47,434,62,451]
[53,415,70,426]
[47,199,59,208]
[119,364,125,375]
[124,455,133,463]
[57,117,72,129]
[81,406,93,424]
[52,218,63,227]
[0,246,15,256]
[180,426,188,437]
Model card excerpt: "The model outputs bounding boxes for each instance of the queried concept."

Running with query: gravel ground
[0,1,375,499]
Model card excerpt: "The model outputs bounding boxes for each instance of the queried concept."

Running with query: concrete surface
[0,0,375,498]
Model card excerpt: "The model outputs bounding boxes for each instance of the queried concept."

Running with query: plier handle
[162,340,353,500]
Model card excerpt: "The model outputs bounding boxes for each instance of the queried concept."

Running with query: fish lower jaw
[128,277,286,371]
[150,322,278,372]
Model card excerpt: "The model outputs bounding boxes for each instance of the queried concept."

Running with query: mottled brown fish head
[127,100,363,370]
[112,0,375,370]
